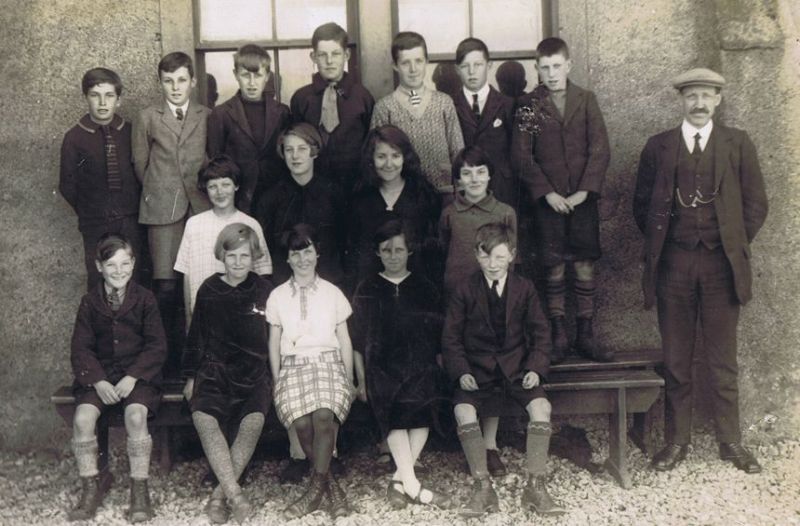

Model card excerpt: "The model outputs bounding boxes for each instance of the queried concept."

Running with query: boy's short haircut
[455,37,489,65]
[536,37,570,60]
[214,223,264,262]
[312,22,348,50]
[81,67,123,96]
[451,145,494,183]
[372,218,418,253]
[158,51,195,78]
[277,122,324,159]
[198,155,243,193]
[391,31,428,63]
[96,232,134,262]
[234,44,271,73]
[284,223,320,254]
[475,222,516,254]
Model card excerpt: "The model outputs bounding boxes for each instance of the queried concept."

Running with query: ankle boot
[458,477,498,517]
[127,478,154,523]
[67,469,114,521]
[326,473,352,518]
[550,316,569,364]
[575,317,614,362]
[283,472,328,520]
[521,475,565,515]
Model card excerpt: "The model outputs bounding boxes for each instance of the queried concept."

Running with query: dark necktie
[101,125,121,191]
[175,107,184,121]
[472,93,481,120]
[108,288,122,312]
[491,280,500,298]
[409,90,421,106]
[692,132,702,156]
[320,83,340,133]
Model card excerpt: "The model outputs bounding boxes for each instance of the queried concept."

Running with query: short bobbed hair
[234,44,271,72]
[372,218,417,253]
[198,155,242,193]
[475,222,516,254]
[277,122,324,159]
[158,52,194,78]
[452,145,494,183]
[312,22,348,49]
[455,37,489,65]
[95,233,134,262]
[283,223,320,254]
[360,125,424,190]
[214,223,264,262]
[82,67,123,96]
[391,31,428,63]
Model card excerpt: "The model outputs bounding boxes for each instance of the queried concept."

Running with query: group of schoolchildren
[61,20,612,523]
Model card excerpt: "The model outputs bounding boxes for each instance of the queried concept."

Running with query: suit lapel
[230,95,255,143]
[532,85,562,122]
[160,102,184,138]
[504,273,520,330]
[711,124,731,191]
[472,274,493,333]
[659,127,682,191]
[261,98,280,150]
[476,87,503,134]
[562,83,583,125]
[115,283,137,318]
[454,90,479,132]
[179,103,203,144]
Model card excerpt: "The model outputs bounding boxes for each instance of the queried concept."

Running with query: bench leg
[604,388,631,489]
[158,427,172,474]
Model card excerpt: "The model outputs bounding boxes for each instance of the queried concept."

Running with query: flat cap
[672,68,725,90]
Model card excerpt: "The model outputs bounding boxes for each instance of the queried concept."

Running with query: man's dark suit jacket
[633,123,768,309]
[206,91,291,213]
[454,86,519,209]
[442,271,551,386]
[513,82,610,201]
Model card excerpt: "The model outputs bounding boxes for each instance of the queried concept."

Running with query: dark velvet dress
[347,178,442,292]
[350,272,448,438]
[181,272,273,423]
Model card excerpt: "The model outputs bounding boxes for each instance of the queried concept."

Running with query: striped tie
[175,107,184,121]
[101,125,121,191]
[409,89,421,106]
[108,288,122,312]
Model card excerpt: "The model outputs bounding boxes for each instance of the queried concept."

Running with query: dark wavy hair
[372,218,417,253]
[359,125,426,191]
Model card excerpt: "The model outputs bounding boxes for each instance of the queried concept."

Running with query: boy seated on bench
[442,222,564,517]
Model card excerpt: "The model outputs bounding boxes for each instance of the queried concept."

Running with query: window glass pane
[277,47,316,103]
[198,0,273,41]
[205,50,279,105]
[472,0,542,52]
[274,0,347,40]
[397,0,468,55]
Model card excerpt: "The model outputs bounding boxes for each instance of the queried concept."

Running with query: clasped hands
[459,371,540,391]
[93,375,138,405]
[545,190,588,214]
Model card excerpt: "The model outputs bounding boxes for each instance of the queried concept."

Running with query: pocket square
[493,118,503,128]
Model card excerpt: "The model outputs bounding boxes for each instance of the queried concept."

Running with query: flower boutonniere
[515,92,550,136]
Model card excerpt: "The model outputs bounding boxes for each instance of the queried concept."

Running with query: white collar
[483,273,508,296]
[681,119,713,151]
[167,100,189,118]
[463,83,490,104]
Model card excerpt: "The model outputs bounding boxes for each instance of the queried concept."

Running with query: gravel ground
[1,417,798,526]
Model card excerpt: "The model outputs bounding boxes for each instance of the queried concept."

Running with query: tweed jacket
[132,101,211,225]
[442,271,551,386]
[454,86,519,208]
[633,123,768,309]
[513,82,610,201]
[207,92,291,213]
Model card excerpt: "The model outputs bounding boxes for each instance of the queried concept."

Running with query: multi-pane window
[393,0,549,97]
[194,0,358,105]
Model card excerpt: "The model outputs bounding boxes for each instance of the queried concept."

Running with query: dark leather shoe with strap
[719,442,762,474]
[458,477,498,517]
[651,443,689,471]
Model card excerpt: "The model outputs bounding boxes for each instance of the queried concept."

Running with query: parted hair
[391,31,428,63]
[82,67,123,96]
[158,51,194,78]
[312,22,348,49]
[95,233,134,262]
[277,122,324,159]
[198,155,242,193]
[455,37,489,65]
[214,223,264,262]
[452,145,495,183]
[234,44,271,72]
[372,218,417,253]
[475,222,516,254]
[536,37,570,59]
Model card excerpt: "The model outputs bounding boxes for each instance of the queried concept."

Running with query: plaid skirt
[274,350,355,427]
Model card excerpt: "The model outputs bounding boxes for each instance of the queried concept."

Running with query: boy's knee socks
[575,279,596,319]
[526,421,552,476]
[127,435,153,480]
[457,422,489,479]
[72,437,99,478]
[545,278,566,318]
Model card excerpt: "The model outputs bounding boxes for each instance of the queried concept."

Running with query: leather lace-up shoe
[486,449,508,477]
[127,478,154,523]
[521,475,565,515]
[719,442,762,474]
[67,469,114,521]
[651,443,689,471]
[459,477,498,517]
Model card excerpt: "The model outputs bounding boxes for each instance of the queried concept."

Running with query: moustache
[690,108,710,114]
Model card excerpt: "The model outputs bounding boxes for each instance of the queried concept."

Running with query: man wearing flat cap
[633,68,768,473]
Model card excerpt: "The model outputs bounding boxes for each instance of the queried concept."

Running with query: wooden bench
[51,380,193,474]
[52,349,663,488]
[541,348,664,488]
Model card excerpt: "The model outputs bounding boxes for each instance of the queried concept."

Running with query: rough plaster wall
[559,0,799,439]
[0,1,162,449]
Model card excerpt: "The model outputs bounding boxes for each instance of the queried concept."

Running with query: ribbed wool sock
[73,437,99,478]
[127,435,153,480]
[458,422,489,479]
[575,279,597,319]
[526,421,552,476]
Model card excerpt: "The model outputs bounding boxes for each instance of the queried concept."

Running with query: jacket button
[656,225,663,230]
[113,339,119,344]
